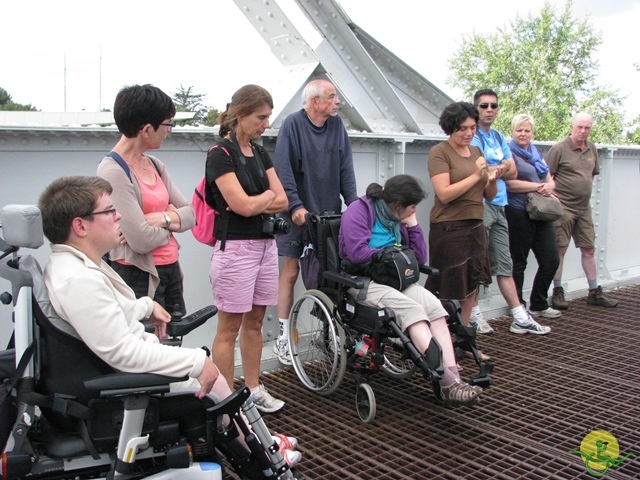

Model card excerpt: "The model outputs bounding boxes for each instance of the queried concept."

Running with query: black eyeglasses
[81,208,117,219]
[161,122,175,129]
[315,94,338,100]
[477,103,499,110]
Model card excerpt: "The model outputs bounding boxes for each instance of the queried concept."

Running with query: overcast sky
[2,0,639,122]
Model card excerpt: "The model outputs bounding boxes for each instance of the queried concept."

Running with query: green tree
[0,87,38,111]
[447,1,626,143]
[627,118,640,144]
[579,88,625,144]
[202,107,221,127]
[172,85,209,126]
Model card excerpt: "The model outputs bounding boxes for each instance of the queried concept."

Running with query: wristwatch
[162,212,171,228]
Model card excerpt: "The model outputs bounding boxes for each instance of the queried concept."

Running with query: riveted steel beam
[298,0,422,134]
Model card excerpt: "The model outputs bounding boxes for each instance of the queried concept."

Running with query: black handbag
[368,245,420,291]
[525,192,564,222]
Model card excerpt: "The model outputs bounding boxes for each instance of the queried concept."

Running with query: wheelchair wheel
[356,383,376,423]
[289,290,347,395]
[380,337,418,380]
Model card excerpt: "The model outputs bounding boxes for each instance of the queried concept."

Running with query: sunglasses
[477,103,499,110]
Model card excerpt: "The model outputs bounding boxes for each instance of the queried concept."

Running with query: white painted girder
[233,0,453,134]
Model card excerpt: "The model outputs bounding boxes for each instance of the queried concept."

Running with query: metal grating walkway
[232,285,640,479]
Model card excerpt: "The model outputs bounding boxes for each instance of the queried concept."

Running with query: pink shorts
[209,239,278,313]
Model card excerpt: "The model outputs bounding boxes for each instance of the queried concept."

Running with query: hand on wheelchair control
[149,301,171,340]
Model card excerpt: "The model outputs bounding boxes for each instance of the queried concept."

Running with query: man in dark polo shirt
[546,112,618,309]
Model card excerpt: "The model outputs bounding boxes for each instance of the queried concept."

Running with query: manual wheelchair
[0,204,301,480]
[288,213,492,422]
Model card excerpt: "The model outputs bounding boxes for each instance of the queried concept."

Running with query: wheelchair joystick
[170,303,185,322]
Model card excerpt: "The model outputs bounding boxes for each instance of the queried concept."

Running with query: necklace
[131,155,148,171]
[126,156,154,181]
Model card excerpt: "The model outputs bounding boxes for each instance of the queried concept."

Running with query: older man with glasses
[469,89,552,338]
[272,78,358,365]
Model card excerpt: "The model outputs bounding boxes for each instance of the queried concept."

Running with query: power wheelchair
[0,204,301,480]
[288,213,493,422]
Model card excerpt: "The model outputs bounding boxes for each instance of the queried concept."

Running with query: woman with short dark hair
[98,84,194,315]
[426,102,501,328]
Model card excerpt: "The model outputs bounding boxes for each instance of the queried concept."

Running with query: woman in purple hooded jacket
[338,175,481,405]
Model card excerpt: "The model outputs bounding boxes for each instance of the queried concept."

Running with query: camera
[262,215,290,236]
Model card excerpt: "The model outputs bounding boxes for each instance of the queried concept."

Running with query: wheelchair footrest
[469,375,493,389]
[479,363,494,374]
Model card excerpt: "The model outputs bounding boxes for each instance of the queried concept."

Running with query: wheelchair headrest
[0,205,44,250]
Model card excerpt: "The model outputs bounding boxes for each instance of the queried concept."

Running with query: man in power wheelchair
[0,176,302,479]
[288,175,492,422]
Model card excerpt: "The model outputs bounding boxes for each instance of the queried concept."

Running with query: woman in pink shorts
[206,85,289,413]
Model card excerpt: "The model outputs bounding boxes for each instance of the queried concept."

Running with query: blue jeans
[505,206,560,311]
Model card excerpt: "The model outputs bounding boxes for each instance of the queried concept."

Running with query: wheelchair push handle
[419,264,439,276]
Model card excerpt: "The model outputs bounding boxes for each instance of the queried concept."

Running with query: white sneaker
[470,310,494,334]
[281,448,302,467]
[271,432,301,467]
[509,317,551,335]
[272,433,299,451]
[273,338,292,366]
[529,307,562,319]
[250,384,285,413]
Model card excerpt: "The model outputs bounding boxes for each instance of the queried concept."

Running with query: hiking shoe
[551,286,569,310]
[251,384,285,413]
[509,318,551,335]
[529,307,562,319]
[273,338,292,366]
[587,286,618,307]
[440,381,482,405]
[469,310,494,334]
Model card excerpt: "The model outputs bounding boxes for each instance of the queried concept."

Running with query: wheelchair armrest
[205,385,252,420]
[84,372,188,397]
[322,271,365,289]
[419,264,439,276]
[166,305,218,338]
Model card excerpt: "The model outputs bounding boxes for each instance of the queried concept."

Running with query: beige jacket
[44,244,207,380]
[97,155,195,296]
